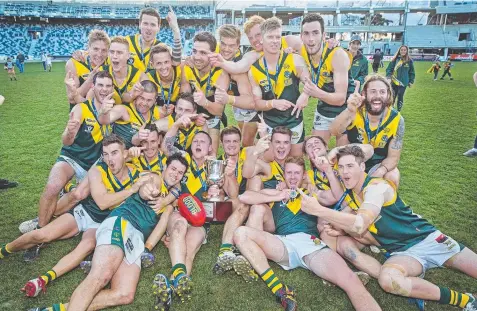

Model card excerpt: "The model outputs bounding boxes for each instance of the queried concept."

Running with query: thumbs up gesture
[214,85,229,105]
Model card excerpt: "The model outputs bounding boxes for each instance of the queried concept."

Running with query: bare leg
[7,213,78,253]
[242,122,257,147]
[304,248,381,311]
[209,129,220,157]
[86,259,141,310]
[51,229,96,277]
[336,236,382,279]
[67,245,124,311]
[221,200,249,245]
[38,161,75,227]
[184,226,206,274]
[318,218,337,251]
[312,129,331,145]
[384,167,401,189]
[55,178,90,216]
[444,247,477,278]
[245,204,275,233]
[290,143,303,157]
[167,213,188,267]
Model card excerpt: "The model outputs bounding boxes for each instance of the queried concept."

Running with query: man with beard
[234,157,382,311]
[151,131,214,310]
[130,123,168,174]
[65,30,110,108]
[330,75,404,188]
[299,13,355,143]
[126,7,181,72]
[5,135,144,300]
[16,71,116,260]
[348,34,368,89]
[248,17,310,156]
[45,154,187,311]
[212,126,252,274]
[214,24,256,147]
[97,80,160,149]
[181,32,230,156]
[299,146,477,311]
[147,44,182,115]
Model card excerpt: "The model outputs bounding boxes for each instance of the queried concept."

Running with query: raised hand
[347,81,364,113]
[292,95,308,118]
[64,70,77,90]
[137,123,151,141]
[257,114,269,137]
[176,114,195,128]
[193,90,207,107]
[166,5,179,33]
[131,81,144,99]
[273,99,294,111]
[208,52,225,68]
[71,50,86,63]
[214,86,229,105]
[129,146,146,158]
[99,93,115,115]
[67,111,80,134]
[253,134,271,156]
[303,76,321,98]
[297,188,325,216]
[224,158,237,176]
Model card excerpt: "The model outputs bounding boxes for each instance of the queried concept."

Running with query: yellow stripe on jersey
[183,65,223,98]
[98,163,140,210]
[182,153,207,196]
[115,103,160,128]
[147,66,181,105]
[81,100,111,144]
[126,34,160,72]
[107,65,142,104]
[72,58,104,85]
[132,152,167,173]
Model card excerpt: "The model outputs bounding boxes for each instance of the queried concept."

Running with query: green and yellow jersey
[113,103,160,149]
[183,65,224,118]
[72,57,105,86]
[147,66,181,107]
[299,43,355,118]
[125,34,160,72]
[262,161,285,190]
[181,153,207,200]
[270,188,318,236]
[167,114,203,152]
[306,168,358,211]
[81,162,140,223]
[225,50,243,97]
[218,148,248,195]
[109,181,169,238]
[346,107,401,171]
[355,176,436,253]
[132,152,167,174]
[104,64,142,105]
[250,51,302,129]
[60,99,111,171]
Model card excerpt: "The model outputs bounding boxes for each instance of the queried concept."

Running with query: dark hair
[193,31,217,52]
[336,145,365,164]
[93,70,113,84]
[150,43,171,62]
[144,123,164,137]
[362,74,393,108]
[303,135,327,154]
[139,7,161,25]
[220,126,242,142]
[166,152,189,171]
[272,126,292,140]
[194,130,212,145]
[177,92,198,111]
[102,133,125,148]
[141,80,158,95]
[301,13,325,33]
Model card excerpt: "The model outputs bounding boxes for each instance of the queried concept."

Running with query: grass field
[0,61,476,311]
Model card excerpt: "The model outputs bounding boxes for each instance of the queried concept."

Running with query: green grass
[0,62,476,311]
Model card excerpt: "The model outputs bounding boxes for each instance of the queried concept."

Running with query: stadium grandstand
[1,0,477,61]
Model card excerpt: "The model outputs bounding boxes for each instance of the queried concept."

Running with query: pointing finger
[354,80,361,94]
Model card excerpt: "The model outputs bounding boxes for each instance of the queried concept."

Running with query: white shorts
[57,155,87,182]
[276,232,327,270]
[71,204,101,232]
[313,110,335,131]
[233,108,258,123]
[96,216,144,267]
[264,121,304,144]
[206,116,221,130]
[390,230,464,273]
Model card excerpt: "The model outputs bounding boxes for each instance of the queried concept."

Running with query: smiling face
[150,52,172,78]
[103,143,128,175]
[284,162,304,189]
[175,98,196,119]
[222,133,241,157]
[399,46,408,57]
[93,76,114,104]
[109,42,130,71]
[271,132,291,161]
[219,36,240,61]
[191,132,212,159]
[246,24,263,52]
[141,130,162,160]
[163,159,187,187]
[301,21,325,56]
[134,91,156,115]
[364,80,390,116]
[262,28,282,55]
[304,136,327,159]
[139,14,160,43]
[192,41,212,71]
[349,40,361,54]
[337,154,365,189]
[88,40,109,67]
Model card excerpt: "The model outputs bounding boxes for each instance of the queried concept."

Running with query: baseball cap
[350,34,362,43]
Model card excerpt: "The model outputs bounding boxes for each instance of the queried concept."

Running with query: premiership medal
[290,189,298,200]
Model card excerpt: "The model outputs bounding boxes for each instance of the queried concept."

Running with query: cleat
[463,148,477,157]
[408,298,425,311]
[141,251,156,268]
[355,271,371,286]
[464,294,477,311]
[276,285,297,311]
[213,250,236,275]
[80,260,92,274]
[152,274,172,311]
[232,255,258,282]
[19,217,39,234]
[173,274,193,303]
[23,244,44,262]
[21,277,46,298]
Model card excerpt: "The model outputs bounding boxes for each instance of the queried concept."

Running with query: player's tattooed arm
[391,116,405,150]
[377,116,404,174]
[163,136,181,157]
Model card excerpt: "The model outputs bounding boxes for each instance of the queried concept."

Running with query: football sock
[0,243,12,258]
[261,268,283,294]
[438,287,471,308]
[40,270,57,285]
[171,263,187,279]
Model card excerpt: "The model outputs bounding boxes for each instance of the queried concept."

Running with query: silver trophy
[205,159,227,202]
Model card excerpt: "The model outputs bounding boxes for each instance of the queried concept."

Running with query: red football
[177,194,206,227]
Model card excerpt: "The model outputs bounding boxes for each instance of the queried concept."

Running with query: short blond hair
[150,43,171,61]
[218,24,241,45]
[110,36,129,49]
[88,29,110,47]
[243,15,265,35]
[260,17,282,35]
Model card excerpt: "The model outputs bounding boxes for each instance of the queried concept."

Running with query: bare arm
[249,71,271,112]
[230,73,255,110]
[474,72,477,87]
[161,123,182,156]
[284,35,303,52]
[242,148,271,179]
[62,106,82,146]
[122,72,149,103]
[98,104,128,125]
[375,116,404,176]
[203,72,229,116]
[180,65,192,93]
[218,52,259,74]
[144,205,173,251]
[329,105,358,137]
[238,189,283,205]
